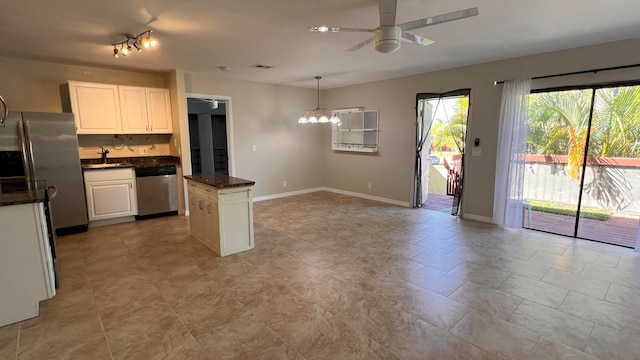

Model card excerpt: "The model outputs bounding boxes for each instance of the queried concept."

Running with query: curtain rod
[493,63,640,85]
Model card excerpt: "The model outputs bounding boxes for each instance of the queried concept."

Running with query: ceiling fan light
[374,27,401,53]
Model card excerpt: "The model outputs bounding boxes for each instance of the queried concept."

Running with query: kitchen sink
[83,163,133,169]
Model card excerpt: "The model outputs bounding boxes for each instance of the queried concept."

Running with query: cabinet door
[146,88,173,133]
[119,86,149,134]
[69,82,122,134]
[189,189,205,241]
[85,180,137,221]
[203,196,221,255]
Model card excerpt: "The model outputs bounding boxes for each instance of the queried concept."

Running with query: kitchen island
[184,174,255,256]
[0,180,56,326]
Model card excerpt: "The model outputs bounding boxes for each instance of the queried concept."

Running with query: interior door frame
[185,93,235,177]
[413,89,471,213]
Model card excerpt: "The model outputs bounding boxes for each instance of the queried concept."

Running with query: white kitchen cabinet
[68,81,122,134]
[120,86,173,134]
[186,180,254,256]
[145,88,173,133]
[84,168,137,226]
[0,202,55,327]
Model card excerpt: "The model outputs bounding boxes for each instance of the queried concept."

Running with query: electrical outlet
[367,182,372,189]
[252,145,257,152]
[283,180,287,188]
[140,148,148,155]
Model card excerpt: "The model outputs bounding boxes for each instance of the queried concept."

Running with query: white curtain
[493,78,531,228]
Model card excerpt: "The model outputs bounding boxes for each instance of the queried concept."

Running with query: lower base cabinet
[0,202,55,327]
[187,180,254,256]
[84,168,137,227]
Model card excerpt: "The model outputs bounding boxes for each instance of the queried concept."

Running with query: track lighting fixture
[110,30,157,58]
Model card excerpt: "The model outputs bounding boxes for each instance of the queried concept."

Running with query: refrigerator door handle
[17,120,34,182]
[47,186,58,199]
[23,120,37,181]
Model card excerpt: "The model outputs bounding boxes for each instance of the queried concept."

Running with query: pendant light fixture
[298,76,341,125]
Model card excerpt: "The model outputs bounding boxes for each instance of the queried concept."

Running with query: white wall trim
[461,213,494,224]
[323,187,411,207]
[253,187,410,207]
[253,188,325,202]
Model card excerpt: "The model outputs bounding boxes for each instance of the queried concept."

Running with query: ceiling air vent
[251,63,274,69]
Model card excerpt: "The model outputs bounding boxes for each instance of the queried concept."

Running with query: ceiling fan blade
[378,0,398,27]
[399,7,479,31]
[346,37,374,52]
[401,32,434,46]
[308,26,375,33]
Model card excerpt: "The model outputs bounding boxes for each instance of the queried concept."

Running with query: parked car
[429,155,440,165]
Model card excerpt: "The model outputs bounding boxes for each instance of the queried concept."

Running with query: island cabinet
[185,174,255,256]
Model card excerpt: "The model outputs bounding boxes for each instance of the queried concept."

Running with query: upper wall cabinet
[68,81,173,135]
[332,110,379,153]
[68,81,122,134]
[120,86,172,134]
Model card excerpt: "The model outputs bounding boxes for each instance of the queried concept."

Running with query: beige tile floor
[2,191,640,359]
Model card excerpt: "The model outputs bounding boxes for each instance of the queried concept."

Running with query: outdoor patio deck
[424,193,638,249]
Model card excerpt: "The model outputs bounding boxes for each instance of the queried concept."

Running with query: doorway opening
[186,95,233,175]
[523,83,640,249]
[414,89,470,215]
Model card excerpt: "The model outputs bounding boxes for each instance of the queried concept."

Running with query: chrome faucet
[98,146,109,163]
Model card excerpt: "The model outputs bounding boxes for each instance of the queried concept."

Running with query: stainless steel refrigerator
[0,112,88,233]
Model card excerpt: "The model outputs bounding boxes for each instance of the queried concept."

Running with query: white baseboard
[462,213,494,224]
[323,187,411,207]
[253,187,410,207]
[253,188,325,202]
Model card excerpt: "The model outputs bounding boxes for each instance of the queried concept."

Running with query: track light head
[113,47,119,58]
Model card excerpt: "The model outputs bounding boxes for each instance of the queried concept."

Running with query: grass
[527,199,612,221]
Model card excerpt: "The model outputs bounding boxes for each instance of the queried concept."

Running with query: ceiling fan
[308,0,479,54]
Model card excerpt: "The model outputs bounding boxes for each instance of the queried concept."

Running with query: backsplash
[81,155,180,167]
[77,134,174,159]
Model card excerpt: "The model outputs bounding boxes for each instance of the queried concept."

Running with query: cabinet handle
[130,183,132,189]
[198,200,205,210]
[150,125,153,132]
[190,196,196,205]
[207,204,211,214]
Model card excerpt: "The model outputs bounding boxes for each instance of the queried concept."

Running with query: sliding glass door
[576,85,640,247]
[524,84,640,248]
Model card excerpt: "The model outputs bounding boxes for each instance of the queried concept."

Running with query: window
[332,110,379,152]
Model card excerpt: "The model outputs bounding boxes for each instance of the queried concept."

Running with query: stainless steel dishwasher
[135,165,178,219]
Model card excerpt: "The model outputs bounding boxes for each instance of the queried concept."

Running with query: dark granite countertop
[185,174,255,189]
[81,156,180,168]
[0,180,46,206]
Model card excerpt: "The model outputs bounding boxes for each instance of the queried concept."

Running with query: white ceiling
[1,0,639,89]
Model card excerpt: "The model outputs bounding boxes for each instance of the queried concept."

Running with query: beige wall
[322,37,640,220]
[2,36,640,221]
[0,56,174,159]
[182,74,324,198]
